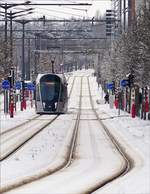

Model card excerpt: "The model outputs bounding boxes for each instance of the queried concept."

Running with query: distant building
[111,0,147,34]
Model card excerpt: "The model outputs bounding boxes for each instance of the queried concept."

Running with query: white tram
[35,73,68,114]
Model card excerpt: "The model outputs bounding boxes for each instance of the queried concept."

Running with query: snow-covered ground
[0,99,36,133]
[89,75,150,194]
[0,69,150,194]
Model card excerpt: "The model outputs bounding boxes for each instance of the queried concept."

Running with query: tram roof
[36,73,67,84]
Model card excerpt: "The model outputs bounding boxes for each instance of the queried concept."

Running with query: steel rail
[0,76,81,193]
[0,115,41,136]
[0,76,72,160]
[0,115,59,161]
[86,76,133,193]
[0,76,71,137]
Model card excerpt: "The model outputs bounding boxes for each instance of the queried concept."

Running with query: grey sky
[1,0,111,19]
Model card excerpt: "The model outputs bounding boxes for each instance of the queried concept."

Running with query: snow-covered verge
[89,75,150,194]
[0,101,36,133]
[1,69,150,194]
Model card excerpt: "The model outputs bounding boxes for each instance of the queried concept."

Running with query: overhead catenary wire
[35,7,85,17]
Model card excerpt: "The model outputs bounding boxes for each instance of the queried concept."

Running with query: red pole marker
[9,88,14,118]
[115,99,118,109]
[131,101,136,118]
[30,91,33,108]
[9,102,14,118]
[146,97,149,113]
[23,99,26,110]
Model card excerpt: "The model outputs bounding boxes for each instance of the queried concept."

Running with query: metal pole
[4,4,7,45]
[27,38,31,80]
[34,34,37,78]
[51,60,54,73]
[10,11,13,67]
[20,21,27,111]
[22,21,25,80]
[4,4,9,114]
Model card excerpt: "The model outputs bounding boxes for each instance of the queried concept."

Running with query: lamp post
[0,8,33,69]
[0,1,31,115]
[0,1,31,69]
[1,11,33,113]
[51,58,55,73]
[15,17,32,80]
[15,18,32,111]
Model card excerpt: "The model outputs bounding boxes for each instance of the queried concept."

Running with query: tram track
[0,75,71,136]
[0,76,75,161]
[1,75,134,194]
[86,76,133,193]
[0,115,41,136]
[8,75,133,194]
[0,115,58,161]
[0,76,81,193]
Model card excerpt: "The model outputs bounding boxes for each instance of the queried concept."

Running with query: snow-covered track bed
[2,75,133,194]
[0,76,76,162]
[86,77,133,193]
[0,76,80,193]
[0,115,40,136]
[0,115,58,161]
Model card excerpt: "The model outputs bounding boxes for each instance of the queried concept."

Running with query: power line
[35,7,84,17]
[0,29,92,32]
[8,37,107,40]
[0,19,115,22]
[0,3,92,6]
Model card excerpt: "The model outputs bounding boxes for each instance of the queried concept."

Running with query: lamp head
[24,1,31,4]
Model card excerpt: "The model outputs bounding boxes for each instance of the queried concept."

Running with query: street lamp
[0,1,32,75]
[51,58,55,73]
[0,8,34,67]
[15,18,32,81]
[0,2,32,114]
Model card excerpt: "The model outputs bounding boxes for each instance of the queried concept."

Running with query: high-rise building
[111,0,135,33]
[111,0,147,33]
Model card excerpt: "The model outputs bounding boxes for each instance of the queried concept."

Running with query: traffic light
[43,15,46,26]
[8,68,15,88]
[126,73,134,87]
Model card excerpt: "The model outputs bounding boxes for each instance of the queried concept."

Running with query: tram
[35,73,68,114]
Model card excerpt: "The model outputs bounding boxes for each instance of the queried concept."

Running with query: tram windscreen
[40,75,61,111]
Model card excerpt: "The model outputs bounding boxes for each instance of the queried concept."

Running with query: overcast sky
[1,0,111,19]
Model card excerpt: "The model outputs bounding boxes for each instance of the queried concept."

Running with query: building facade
[111,0,147,34]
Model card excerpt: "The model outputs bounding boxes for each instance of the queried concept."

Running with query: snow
[0,69,150,194]
[0,100,36,133]
[89,75,150,194]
